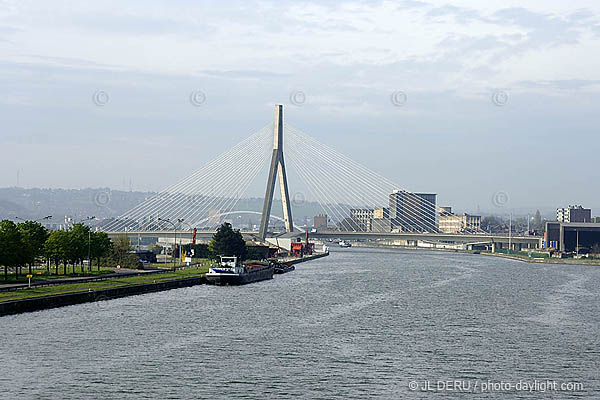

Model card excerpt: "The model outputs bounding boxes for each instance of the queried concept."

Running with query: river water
[1,247,599,399]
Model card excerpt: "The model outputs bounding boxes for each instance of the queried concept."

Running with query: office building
[439,213,481,233]
[373,207,389,219]
[389,190,437,232]
[350,208,374,232]
[313,214,328,229]
[371,207,390,232]
[557,205,592,223]
[439,206,452,216]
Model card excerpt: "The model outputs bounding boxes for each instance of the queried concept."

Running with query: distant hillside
[0,188,332,226]
[0,187,156,222]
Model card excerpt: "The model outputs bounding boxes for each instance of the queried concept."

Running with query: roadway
[106,229,543,251]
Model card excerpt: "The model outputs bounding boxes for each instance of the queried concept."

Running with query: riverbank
[350,242,600,266]
[0,266,210,316]
[282,251,329,265]
[0,252,328,317]
[479,250,600,265]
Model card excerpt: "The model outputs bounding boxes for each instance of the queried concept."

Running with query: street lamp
[177,219,194,265]
[76,216,96,224]
[15,215,52,222]
[158,218,177,271]
[76,216,97,272]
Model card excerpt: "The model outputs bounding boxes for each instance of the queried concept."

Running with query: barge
[206,256,273,285]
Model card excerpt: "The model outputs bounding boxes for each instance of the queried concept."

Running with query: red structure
[290,230,315,256]
[291,242,303,256]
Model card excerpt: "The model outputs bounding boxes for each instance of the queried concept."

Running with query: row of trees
[44,223,113,276]
[1,220,255,281]
[0,220,114,280]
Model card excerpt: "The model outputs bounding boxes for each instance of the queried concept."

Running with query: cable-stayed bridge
[101,105,541,251]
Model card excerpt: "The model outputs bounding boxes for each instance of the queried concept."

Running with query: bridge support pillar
[259,105,294,240]
[491,242,496,253]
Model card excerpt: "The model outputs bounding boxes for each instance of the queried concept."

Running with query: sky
[1,0,599,214]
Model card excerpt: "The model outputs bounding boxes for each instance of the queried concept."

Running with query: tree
[66,223,90,273]
[18,221,49,275]
[44,230,69,275]
[0,220,22,281]
[112,234,132,266]
[90,232,112,271]
[481,216,502,232]
[209,223,247,260]
[150,242,164,256]
[181,243,210,259]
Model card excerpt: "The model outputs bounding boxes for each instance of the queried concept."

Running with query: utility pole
[508,213,512,254]
[88,230,91,272]
[158,218,177,271]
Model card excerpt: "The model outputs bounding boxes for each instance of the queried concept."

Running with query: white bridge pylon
[258,105,294,239]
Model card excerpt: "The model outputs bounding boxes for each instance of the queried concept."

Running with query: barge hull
[206,267,273,285]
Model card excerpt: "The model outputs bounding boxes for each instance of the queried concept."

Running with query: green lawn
[2,258,212,284]
[0,265,210,303]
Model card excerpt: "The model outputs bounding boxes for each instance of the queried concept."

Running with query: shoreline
[350,242,600,266]
[0,252,328,317]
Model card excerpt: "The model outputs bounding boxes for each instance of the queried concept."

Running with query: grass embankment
[3,259,213,283]
[0,265,210,303]
[2,266,115,284]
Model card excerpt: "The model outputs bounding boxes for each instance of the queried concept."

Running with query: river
[1,247,599,399]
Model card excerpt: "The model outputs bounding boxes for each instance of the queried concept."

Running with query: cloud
[197,70,291,80]
[517,79,600,90]
[492,7,581,47]
[398,0,429,9]
[23,54,121,69]
[1,1,600,208]
[427,4,489,24]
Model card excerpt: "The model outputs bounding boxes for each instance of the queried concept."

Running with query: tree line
[0,220,114,280]
[0,220,265,281]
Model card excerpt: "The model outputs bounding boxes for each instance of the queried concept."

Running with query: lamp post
[158,218,177,271]
[76,216,96,273]
[177,219,194,265]
[15,215,52,223]
[508,213,512,254]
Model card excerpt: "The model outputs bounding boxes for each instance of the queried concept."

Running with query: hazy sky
[1,0,599,214]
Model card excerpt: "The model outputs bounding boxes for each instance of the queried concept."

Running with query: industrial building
[545,222,600,252]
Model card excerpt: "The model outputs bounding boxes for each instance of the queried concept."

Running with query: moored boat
[206,256,274,285]
[273,263,295,274]
[338,240,352,248]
